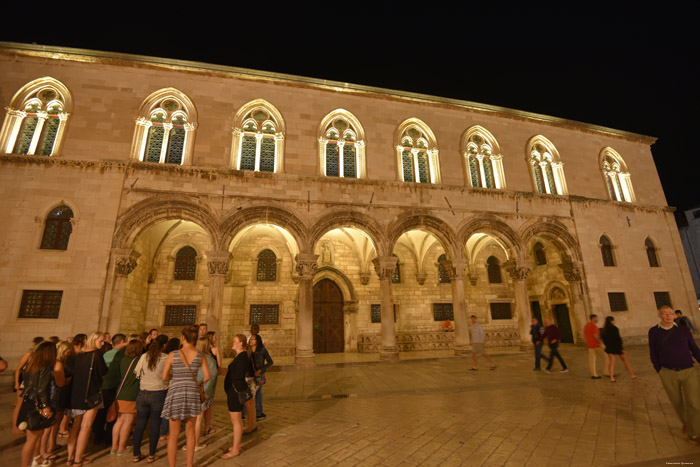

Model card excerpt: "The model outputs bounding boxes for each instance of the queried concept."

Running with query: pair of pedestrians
[530,318,568,372]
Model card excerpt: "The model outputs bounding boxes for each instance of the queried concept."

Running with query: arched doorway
[313,279,344,353]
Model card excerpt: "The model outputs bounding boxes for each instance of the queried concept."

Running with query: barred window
[528,136,566,195]
[490,302,512,320]
[600,236,615,267]
[257,249,277,281]
[164,305,197,326]
[40,205,73,250]
[18,290,63,319]
[174,246,197,280]
[608,292,627,312]
[433,303,454,321]
[370,304,397,323]
[464,127,504,189]
[487,256,502,284]
[437,254,451,284]
[250,304,279,325]
[322,116,362,178]
[399,125,435,183]
[653,291,672,309]
[392,255,401,284]
[534,242,547,266]
[142,101,190,164]
[645,238,659,267]
[236,107,279,172]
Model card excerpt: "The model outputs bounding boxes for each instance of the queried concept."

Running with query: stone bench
[357,326,520,353]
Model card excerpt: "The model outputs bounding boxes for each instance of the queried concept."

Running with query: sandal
[133,455,146,463]
[73,460,91,467]
[205,427,216,435]
[221,451,240,459]
[65,459,74,466]
[58,432,69,438]
[146,456,159,464]
[469,368,478,371]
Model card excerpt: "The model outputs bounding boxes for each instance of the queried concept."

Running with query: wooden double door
[313,279,345,353]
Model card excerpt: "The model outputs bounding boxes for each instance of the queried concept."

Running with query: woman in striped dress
[161,325,210,467]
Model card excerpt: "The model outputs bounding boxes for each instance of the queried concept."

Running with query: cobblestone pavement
[3,345,700,466]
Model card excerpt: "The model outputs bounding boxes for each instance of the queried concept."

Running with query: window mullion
[476,154,486,188]
[160,123,173,163]
[28,112,48,155]
[412,149,420,182]
[540,163,551,194]
[338,140,345,178]
[254,132,263,171]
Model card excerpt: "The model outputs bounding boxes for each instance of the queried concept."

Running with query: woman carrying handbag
[110,339,143,456]
[222,334,254,459]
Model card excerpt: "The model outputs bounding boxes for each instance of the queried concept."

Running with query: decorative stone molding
[372,256,398,280]
[415,273,427,286]
[206,250,231,276]
[558,262,581,282]
[507,267,530,281]
[444,259,467,281]
[468,273,478,286]
[113,249,140,277]
[343,301,359,313]
[295,253,319,279]
[357,326,519,353]
[359,272,370,285]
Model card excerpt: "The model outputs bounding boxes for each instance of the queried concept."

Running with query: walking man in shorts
[470,315,496,370]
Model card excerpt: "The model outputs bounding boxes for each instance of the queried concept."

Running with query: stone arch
[519,219,582,262]
[314,266,357,302]
[309,209,386,256]
[8,76,74,113]
[113,195,220,249]
[220,204,308,252]
[457,215,522,259]
[387,213,459,259]
[545,280,570,301]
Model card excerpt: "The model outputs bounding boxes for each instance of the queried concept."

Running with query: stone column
[295,254,318,367]
[559,261,588,343]
[506,263,532,349]
[206,250,231,335]
[372,256,399,361]
[443,259,470,355]
[103,248,140,334]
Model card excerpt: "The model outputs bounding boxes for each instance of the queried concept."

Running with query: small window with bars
[174,246,197,280]
[164,305,197,326]
[256,249,277,281]
[437,254,451,284]
[370,304,397,323]
[490,302,512,320]
[608,292,628,312]
[250,304,279,325]
[18,290,63,319]
[653,292,672,309]
[433,303,454,321]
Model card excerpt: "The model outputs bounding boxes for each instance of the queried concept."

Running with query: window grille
[18,290,63,319]
[250,304,279,324]
[164,305,197,326]
[608,293,627,312]
[40,205,74,250]
[437,254,451,283]
[174,246,197,280]
[490,302,512,320]
[257,249,277,281]
[653,292,672,309]
[433,303,454,321]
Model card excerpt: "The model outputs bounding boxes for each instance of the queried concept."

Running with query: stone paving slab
[3,345,700,465]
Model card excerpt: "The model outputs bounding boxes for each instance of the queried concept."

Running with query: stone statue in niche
[551,287,566,299]
[321,242,333,265]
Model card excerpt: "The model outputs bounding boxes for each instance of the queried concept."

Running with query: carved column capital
[206,250,231,276]
[443,259,467,281]
[295,254,319,279]
[507,267,531,281]
[558,261,582,282]
[372,256,398,281]
[112,248,140,277]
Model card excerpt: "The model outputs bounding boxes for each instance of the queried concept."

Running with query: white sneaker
[560,369,569,373]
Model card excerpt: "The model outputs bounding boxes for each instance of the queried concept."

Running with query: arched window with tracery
[0,77,72,157]
[232,100,285,173]
[437,254,450,283]
[645,237,659,267]
[534,242,547,266]
[487,256,502,284]
[257,249,277,281]
[527,136,567,195]
[131,88,197,165]
[392,254,401,284]
[600,147,635,202]
[600,235,615,267]
[40,205,73,250]
[174,246,197,280]
[463,126,505,189]
[396,119,440,184]
[318,110,366,178]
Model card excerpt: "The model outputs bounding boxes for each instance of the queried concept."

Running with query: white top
[470,322,486,344]
[134,353,169,391]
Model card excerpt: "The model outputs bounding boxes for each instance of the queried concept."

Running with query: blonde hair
[56,341,72,361]
[196,335,211,355]
[84,331,105,351]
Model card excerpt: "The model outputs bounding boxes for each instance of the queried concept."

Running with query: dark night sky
[3,6,697,217]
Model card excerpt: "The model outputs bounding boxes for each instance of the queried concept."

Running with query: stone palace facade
[0,42,695,368]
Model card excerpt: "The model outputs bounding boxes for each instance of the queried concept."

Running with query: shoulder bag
[84,353,103,409]
[106,357,137,422]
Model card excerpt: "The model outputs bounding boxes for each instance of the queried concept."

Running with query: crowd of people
[11,323,273,467]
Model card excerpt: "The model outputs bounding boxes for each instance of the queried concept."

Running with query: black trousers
[545,342,567,370]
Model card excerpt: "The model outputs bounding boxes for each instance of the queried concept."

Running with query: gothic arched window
[463,126,505,189]
[645,237,659,267]
[232,100,285,172]
[318,110,366,178]
[131,88,197,165]
[600,147,635,203]
[40,205,73,250]
[174,246,197,280]
[0,77,72,157]
[527,136,567,195]
[257,249,277,282]
[487,256,502,284]
[600,236,615,267]
[396,119,440,184]
[534,242,547,266]
[437,254,451,283]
